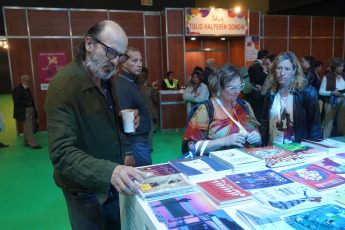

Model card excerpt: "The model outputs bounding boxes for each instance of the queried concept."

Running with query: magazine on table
[137,163,181,177]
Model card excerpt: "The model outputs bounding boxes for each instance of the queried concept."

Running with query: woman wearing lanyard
[259,51,322,146]
[182,64,261,156]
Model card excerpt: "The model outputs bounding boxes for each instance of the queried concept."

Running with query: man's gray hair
[21,74,30,80]
[206,59,215,67]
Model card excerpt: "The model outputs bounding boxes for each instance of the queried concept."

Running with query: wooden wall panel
[145,39,163,86]
[185,52,205,78]
[289,38,311,60]
[205,52,228,66]
[335,18,345,37]
[312,17,333,37]
[203,38,228,49]
[161,104,186,129]
[161,13,166,36]
[185,39,202,49]
[145,15,161,37]
[334,38,344,58]
[72,38,84,57]
[168,37,184,84]
[249,12,260,36]
[263,15,288,37]
[312,38,333,76]
[289,16,311,37]
[162,38,167,80]
[28,10,69,36]
[229,37,245,67]
[128,38,145,63]
[263,38,287,55]
[167,9,183,34]
[30,39,73,131]
[109,12,144,37]
[70,10,108,37]
[4,9,28,36]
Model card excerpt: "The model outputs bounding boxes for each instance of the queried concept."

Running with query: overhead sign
[185,8,249,36]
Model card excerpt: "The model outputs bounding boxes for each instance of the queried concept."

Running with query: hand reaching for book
[111,165,152,196]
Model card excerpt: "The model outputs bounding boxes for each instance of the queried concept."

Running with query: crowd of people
[3,19,345,229]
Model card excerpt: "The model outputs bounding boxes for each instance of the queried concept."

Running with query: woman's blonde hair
[208,64,242,97]
[268,51,307,92]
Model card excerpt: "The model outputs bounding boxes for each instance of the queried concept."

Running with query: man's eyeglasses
[92,38,130,63]
[226,83,245,92]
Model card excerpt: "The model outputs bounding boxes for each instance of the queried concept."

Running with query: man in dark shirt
[12,75,41,149]
[248,49,269,120]
[203,58,216,86]
[45,21,150,230]
[114,47,152,167]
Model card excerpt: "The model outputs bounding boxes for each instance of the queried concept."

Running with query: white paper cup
[121,109,135,133]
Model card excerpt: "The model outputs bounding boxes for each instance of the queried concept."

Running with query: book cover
[168,156,231,177]
[337,153,345,159]
[137,163,180,177]
[197,178,252,205]
[148,192,217,223]
[225,169,294,190]
[302,139,345,154]
[280,164,345,191]
[210,149,263,166]
[165,209,244,230]
[312,157,345,174]
[236,211,293,230]
[274,143,327,156]
[139,173,193,198]
[241,146,305,167]
[284,204,345,230]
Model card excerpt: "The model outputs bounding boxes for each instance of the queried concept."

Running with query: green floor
[0,94,182,229]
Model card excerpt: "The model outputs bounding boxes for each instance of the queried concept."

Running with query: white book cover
[210,149,263,166]
[302,139,345,154]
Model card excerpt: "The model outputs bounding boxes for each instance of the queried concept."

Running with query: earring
[291,75,295,82]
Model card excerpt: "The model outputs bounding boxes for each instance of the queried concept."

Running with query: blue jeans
[132,142,152,167]
[62,189,120,230]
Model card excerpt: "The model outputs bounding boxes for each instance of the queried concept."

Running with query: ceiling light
[235,7,241,13]
[221,38,225,40]
[191,37,196,41]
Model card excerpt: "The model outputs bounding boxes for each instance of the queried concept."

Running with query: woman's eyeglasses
[226,83,245,92]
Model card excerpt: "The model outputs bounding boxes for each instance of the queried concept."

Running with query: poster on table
[245,36,260,67]
[37,51,68,90]
[185,8,249,35]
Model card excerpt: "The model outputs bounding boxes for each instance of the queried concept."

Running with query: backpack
[181,98,249,155]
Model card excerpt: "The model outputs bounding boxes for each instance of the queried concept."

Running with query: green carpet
[0,94,183,229]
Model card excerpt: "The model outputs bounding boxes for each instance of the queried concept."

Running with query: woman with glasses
[182,64,261,156]
[183,70,209,114]
[259,52,321,146]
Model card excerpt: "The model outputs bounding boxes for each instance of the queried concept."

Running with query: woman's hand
[246,130,261,144]
[222,133,247,147]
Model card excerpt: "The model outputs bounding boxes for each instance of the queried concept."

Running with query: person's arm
[305,86,322,140]
[182,86,195,102]
[319,77,330,96]
[194,84,209,103]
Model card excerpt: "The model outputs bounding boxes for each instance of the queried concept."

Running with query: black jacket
[12,84,38,121]
[248,60,268,99]
[259,84,322,146]
[304,67,321,92]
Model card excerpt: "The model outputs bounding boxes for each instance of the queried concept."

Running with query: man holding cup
[45,21,151,229]
[114,47,152,167]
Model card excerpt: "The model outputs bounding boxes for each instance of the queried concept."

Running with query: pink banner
[37,51,68,90]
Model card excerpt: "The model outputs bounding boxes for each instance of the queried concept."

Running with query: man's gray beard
[86,54,116,80]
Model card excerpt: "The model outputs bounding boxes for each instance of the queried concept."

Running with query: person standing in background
[12,75,41,149]
[161,71,180,90]
[203,59,217,86]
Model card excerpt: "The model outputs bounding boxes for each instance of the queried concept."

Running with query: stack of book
[196,178,253,207]
[279,163,345,192]
[241,146,305,168]
[209,149,266,173]
[139,173,194,200]
[137,163,181,177]
[274,143,328,159]
[168,156,232,180]
[301,139,345,154]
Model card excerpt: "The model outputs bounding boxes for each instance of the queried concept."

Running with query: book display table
[119,139,345,230]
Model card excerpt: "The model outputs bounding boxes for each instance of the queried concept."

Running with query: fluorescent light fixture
[221,38,226,40]
[191,37,196,41]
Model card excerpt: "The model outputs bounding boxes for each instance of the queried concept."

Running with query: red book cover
[241,146,305,167]
[197,178,252,204]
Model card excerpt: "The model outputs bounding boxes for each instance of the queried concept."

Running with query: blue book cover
[169,156,230,177]
[225,169,294,190]
[284,204,345,230]
[165,209,244,230]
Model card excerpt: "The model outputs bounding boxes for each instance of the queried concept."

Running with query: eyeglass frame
[225,83,245,92]
[91,37,130,63]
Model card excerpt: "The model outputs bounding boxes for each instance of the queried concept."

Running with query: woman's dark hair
[267,54,277,63]
[75,21,106,61]
[167,71,174,77]
[193,66,203,73]
[191,70,204,88]
[208,64,242,97]
[303,55,315,66]
[330,58,345,73]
